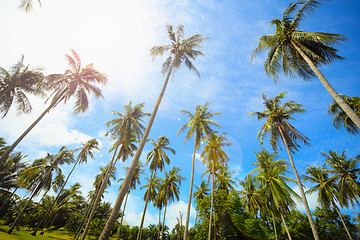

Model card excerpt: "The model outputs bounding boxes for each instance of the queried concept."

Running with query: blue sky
[1,0,359,229]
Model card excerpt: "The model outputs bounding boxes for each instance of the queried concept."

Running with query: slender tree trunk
[98,56,177,240]
[184,133,198,240]
[80,146,121,240]
[75,197,95,240]
[278,126,320,240]
[0,90,66,163]
[208,162,214,240]
[158,207,162,240]
[116,190,130,240]
[280,212,292,240]
[289,40,360,129]
[272,212,278,240]
[32,157,82,236]
[332,201,353,240]
[137,171,154,240]
[161,204,168,239]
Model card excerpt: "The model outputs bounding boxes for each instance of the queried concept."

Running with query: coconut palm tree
[252,0,360,129]
[0,50,107,164]
[0,55,44,118]
[178,102,221,239]
[304,165,354,240]
[239,175,263,215]
[160,167,185,239]
[251,148,299,240]
[322,150,360,207]
[8,146,74,233]
[328,95,360,134]
[137,136,175,240]
[248,91,320,240]
[31,138,99,236]
[201,132,231,240]
[99,25,207,240]
[80,102,147,240]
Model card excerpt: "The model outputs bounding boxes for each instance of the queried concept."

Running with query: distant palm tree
[201,132,231,240]
[252,0,359,129]
[0,50,107,163]
[31,138,99,236]
[99,25,208,240]
[178,102,221,239]
[8,146,74,233]
[328,95,360,134]
[137,136,175,240]
[0,55,44,118]
[304,165,353,240]
[248,91,319,240]
[239,175,262,215]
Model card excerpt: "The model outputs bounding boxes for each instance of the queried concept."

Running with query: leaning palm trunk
[0,89,66,163]
[116,190,130,240]
[98,56,177,240]
[289,40,360,129]
[137,171,154,240]
[184,132,198,240]
[75,196,96,240]
[332,201,353,240]
[161,204,168,239]
[271,212,278,240]
[278,126,320,240]
[80,145,121,240]
[208,161,215,240]
[280,212,292,240]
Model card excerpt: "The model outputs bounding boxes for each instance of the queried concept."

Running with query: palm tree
[328,95,360,134]
[193,181,210,224]
[0,50,107,163]
[31,138,99,236]
[137,135,175,240]
[252,0,360,129]
[304,165,354,240]
[322,150,360,207]
[248,91,319,240]
[251,148,298,240]
[0,55,44,118]
[178,102,221,239]
[160,167,185,239]
[80,102,148,240]
[99,25,207,240]
[8,146,74,234]
[201,132,231,240]
[116,163,144,240]
[239,175,263,215]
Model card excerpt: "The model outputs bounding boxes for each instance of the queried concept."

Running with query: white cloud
[165,200,196,230]
[292,185,319,212]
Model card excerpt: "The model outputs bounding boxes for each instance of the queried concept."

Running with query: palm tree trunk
[31,157,82,236]
[272,212,278,240]
[158,207,162,239]
[75,197,95,240]
[278,126,320,240]
[137,171,154,240]
[98,56,177,240]
[280,211,292,240]
[0,89,66,163]
[161,204,168,239]
[116,190,130,240]
[8,178,44,234]
[184,132,198,240]
[289,40,360,129]
[80,145,121,240]
[332,201,353,240]
[208,162,214,240]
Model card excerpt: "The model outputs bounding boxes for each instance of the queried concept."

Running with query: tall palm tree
[322,150,360,207]
[31,138,99,236]
[251,148,298,240]
[201,132,231,240]
[178,102,221,239]
[99,25,207,240]
[0,55,44,118]
[252,0,360,129]
[160,167,185,239]
[304,165,354,240]
[80,102,147,240]
[0,50,107,163]
[137,135,175,240]
[328,95,360,134]
[248,91,319,240]
[8,146,74,233]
